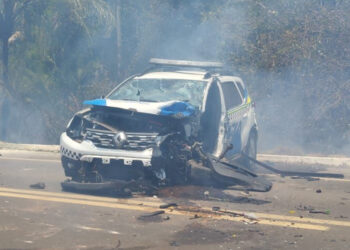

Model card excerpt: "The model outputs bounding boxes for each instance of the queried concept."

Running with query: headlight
[66,116,84,139]
[66,116,74,129]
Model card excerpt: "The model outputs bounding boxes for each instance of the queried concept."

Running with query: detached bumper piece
[209,158,272,192]
[242,153,344,179]
[61,178,158,196]
[61,179,129,194]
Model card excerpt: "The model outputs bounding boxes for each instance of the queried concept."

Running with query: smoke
[0,90,47,144]
[136,0,350,155]
[1,0,349,155]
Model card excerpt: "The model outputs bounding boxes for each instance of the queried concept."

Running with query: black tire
[243,131,257,169]
[166,162,192,185]
[61,156,80,179]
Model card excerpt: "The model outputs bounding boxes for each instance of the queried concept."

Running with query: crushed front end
[60,101,198,191]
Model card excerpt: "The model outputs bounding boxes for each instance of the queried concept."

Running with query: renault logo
[113,132,127,148]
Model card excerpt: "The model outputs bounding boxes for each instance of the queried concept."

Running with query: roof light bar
[149,58,223,69]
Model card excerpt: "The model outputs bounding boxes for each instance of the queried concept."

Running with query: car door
[219,79,245,160]
[234,79,253,149]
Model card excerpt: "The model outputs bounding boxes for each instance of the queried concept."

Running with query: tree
[0,0,32,96]
[0,0,115,142]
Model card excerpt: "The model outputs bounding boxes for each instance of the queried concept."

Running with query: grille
[124,132,158,150]
[85,128,158,150]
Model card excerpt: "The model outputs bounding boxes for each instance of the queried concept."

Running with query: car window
[221,81,243,110]
[235,80,246,99]
[108,78,207,108]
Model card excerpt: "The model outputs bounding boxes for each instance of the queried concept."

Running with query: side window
[236,81,246,99]
[221,81,242,110]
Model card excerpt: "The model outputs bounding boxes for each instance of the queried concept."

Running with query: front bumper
[60,132,155,167]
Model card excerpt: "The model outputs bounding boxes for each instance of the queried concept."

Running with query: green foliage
[0,0,349,153]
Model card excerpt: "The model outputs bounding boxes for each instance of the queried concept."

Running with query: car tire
[61,156,80,179]
[167,163,192,185]
[244,131,257,169]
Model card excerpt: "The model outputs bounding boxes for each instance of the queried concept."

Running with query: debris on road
[296,204,314,211]
[211,208,259,222]
[138,210,165,219]
[242,153,344,179]
[243,212,259,220]
[169,241,179,246]
[240,191,250,196]
[309,209,330,215]
[159,203,177,209]
[115,239,121,249]
[29,182,45,189]
[189,214,201,220]
[212,206,220,211]
[162,215,170,221]
[296,204,330,214]
[244,220,258,225]
[316,189,322,193]
[291,176,320,181]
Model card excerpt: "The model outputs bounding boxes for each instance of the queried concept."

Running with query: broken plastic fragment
[160,101,195,117]
[83,99,106,106]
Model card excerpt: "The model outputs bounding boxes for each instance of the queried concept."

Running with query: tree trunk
[1,38,10,141]
[2,37,9,89]
[1,0,15,96]
[115,0,122,80]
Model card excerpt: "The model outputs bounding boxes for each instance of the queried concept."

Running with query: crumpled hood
[83,98,195,118]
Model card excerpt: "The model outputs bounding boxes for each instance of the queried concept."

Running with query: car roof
[136,71,209,81]
[137,70,244,84]
[218,75,244,83]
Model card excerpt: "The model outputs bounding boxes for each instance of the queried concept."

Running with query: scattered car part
[189,214,201,220]
[159,203,178,209]
[138,210,165,219]
[309,209,330,215]
[209,158,272,192]
[191,143,272,192]
[61,178,158,195]
[29,182,46,189]
[61,179,128,192]
[242,153,344,179]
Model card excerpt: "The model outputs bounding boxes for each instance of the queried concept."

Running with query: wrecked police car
[60,59,271,192]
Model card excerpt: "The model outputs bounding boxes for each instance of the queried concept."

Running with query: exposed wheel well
[250,126,258,142]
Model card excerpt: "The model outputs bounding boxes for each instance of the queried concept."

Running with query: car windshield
[108,78,208,108]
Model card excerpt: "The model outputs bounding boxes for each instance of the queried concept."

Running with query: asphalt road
[0,149,350,249]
